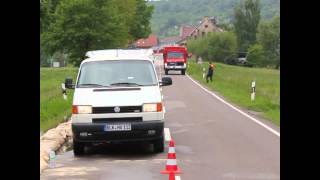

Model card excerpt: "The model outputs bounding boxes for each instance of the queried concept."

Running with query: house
[135,34,159,48]
[159,25,195,47]
[177,16,223,46]
[159,36,182,46]
[159,16,223,47]
[189,16,223,40]
[177,25,196,46]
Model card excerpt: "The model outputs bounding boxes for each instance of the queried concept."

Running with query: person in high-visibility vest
[206,62,216,83]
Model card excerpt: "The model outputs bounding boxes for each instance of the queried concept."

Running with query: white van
[64,49,172,156]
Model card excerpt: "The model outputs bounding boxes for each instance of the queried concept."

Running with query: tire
[181,70,185,75]
[73,140,85,156]
[153,136,164,153]
[165,69,168,75]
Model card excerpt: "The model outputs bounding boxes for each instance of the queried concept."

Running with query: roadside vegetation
[40,0,154,131]
[185,0,280,125]
[187,0,280,69]
[187,60,280,126]
[148,0,279,38]
[40,0,154,66]
[40,67,78,131]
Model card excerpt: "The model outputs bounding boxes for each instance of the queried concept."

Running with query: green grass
[40,67,78,131]
[187,60,280,126]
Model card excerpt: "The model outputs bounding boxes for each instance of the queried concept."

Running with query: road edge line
[164,128,171,142]
[186,74,280,137]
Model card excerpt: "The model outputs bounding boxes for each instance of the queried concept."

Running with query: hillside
[148,0,280,38]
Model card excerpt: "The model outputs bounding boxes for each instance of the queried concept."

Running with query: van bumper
[72,121,164,143]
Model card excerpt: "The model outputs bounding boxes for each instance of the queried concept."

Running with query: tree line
[40,0,154,66]
[187,0,280,69]
[149,0,279,38]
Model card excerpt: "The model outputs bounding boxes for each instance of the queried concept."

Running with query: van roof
[82,49,153,64]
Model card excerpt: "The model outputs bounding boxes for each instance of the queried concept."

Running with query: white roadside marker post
[251,81,256,101]
[202,67,206,79]
[49,150,56,168]
[61,83,67,100]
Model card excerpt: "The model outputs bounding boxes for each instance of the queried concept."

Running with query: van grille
[92,106,142,114]
[92,117,142,123]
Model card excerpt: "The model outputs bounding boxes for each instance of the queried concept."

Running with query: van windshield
[77,60,157,87]
[168,52,184,59]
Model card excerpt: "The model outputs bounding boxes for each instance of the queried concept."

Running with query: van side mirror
[160,77,172,86]
[65,77,74,89]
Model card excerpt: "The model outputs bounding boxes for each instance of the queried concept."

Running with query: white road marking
[186,74,280,137]
[164,128,172,142]
[175,176,181,180]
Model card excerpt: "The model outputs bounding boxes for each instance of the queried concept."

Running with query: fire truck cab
[163,46,188,75]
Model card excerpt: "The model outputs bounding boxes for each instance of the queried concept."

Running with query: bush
[207,32,238,63]
[246,44,266,67]
[187,31,238,63]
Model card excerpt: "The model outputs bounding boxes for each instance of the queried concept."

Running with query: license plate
[104,124,131,131]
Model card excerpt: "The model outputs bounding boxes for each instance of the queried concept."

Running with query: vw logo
[114,106,120,113]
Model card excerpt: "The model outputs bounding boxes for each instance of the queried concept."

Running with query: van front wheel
[181,70,185,75]
[73,140,85,156]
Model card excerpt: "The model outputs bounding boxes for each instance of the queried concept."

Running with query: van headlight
[143,103,162,112]
[72,105,92,114]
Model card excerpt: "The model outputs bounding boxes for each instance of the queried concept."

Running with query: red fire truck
[163,46,188,75]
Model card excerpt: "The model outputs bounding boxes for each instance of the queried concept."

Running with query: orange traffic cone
[161,139,181,174]
[168,172,175,180]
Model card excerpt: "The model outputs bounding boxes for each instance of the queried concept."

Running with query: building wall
[189,16,221,40]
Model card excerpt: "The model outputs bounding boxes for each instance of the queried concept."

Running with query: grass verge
[187,60,280,126]
[40,67,78,131]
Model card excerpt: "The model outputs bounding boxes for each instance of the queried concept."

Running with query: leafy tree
[129,0,154,40]
[148,0,279,38]
[40,0,62,33]
[187,37,209,61]
[233,0,261,51]
[257,16,280,68]
[42,0,130,66]
[246,44,266,67]
[207,32,238,62]
[187,32,238,62]
[41,0,154,66]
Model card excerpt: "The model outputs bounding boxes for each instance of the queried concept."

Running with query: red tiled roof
[180,25,196,39]
[135,34,158,48]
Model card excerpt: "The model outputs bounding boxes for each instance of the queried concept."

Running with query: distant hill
[148,0,280,38]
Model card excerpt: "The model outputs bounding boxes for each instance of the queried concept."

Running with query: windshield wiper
[78,83,109,87]
[110,82,143,86]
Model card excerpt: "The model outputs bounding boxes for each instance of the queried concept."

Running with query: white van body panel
[72,112,164,123]
[71,49,165,124]
[73,86,161,107]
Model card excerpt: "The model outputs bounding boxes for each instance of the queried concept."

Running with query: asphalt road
[41,58,280,180]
